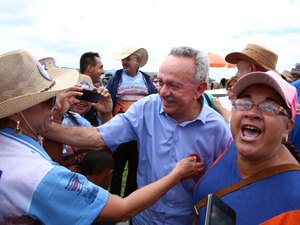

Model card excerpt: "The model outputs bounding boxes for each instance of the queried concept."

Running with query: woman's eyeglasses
[42,96,57,109]
[233,98,290,118]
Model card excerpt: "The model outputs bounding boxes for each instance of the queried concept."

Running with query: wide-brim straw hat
[0,49,79,119]
[225,43,278,71]
[111,46,148,67]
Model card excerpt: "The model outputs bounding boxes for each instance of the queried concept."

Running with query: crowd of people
[0,43,300,225]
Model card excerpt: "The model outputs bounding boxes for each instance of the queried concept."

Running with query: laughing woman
[193,71,300,225]
[0,50,203,225]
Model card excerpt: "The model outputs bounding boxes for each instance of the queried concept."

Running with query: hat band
[244,48,275,69]
[40,81,56,92]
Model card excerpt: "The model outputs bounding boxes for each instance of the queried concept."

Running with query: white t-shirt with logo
[0,128,109,225]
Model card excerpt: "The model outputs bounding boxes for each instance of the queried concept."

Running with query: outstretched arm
[96,157,204,222]
[44,123,105,150]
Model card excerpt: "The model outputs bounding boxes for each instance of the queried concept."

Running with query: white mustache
[164,96,176,102]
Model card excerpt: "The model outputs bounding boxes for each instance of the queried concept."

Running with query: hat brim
[112,48,148,67]
[233,72,288,107]
[225,52,272,71]
[0,68,78,119]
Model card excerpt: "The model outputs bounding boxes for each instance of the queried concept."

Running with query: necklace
[20,112,43,146]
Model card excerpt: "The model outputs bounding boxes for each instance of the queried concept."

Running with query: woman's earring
[282,135,288,144]
[14,121,22,135]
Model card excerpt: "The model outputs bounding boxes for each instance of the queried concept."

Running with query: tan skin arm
[43,139,63,164]
[43,86,111,153]
[44,124,104,149]
[213,97,232,123]
[43,87,111,149]
[95,157,204,222]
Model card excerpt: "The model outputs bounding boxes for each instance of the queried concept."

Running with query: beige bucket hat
[225,43,278,71]
[77,74,95,90]
[0,49,79,119]
[38,57,59,71]
[111,46,148,67]
[39,57,94,90]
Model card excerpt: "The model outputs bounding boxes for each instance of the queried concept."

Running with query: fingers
[176,157,205,180]
[212,97,221,107]
[96,87,110,97]
[57,85,83,100]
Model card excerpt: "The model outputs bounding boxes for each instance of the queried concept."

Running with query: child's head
[79,150,114,189]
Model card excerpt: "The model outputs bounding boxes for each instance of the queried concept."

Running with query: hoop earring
[282,135,288,144]
[14,121,22,135]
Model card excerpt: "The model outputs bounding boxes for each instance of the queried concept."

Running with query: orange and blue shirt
[193,143,300,225]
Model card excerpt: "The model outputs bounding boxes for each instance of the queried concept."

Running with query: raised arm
[96,157,204,222]
[92,86,113,124]
[213,97,232,123]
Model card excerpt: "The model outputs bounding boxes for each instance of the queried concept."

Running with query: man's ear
[87,65,93,73]
[195,82,208,99]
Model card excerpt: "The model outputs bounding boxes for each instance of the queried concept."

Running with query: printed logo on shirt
[65,173,99,204]
[83,186,99,204]
[65,173,84,194]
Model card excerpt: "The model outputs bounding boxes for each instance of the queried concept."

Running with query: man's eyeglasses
[233,98,290,118]
[42,96,57,109]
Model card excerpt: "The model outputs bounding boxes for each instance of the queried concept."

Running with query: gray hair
[168,46,209,83]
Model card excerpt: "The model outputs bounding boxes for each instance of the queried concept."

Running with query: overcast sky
[1,0,300,79]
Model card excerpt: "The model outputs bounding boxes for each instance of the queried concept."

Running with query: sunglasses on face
[42,96,57,109]
[233,98,290,118]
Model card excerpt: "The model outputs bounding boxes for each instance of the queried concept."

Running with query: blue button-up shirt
[98,94,232,225]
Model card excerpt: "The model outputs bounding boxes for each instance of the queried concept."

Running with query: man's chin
[162,107,174,116]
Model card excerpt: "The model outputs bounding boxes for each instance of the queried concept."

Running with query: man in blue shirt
[46,46,232,225]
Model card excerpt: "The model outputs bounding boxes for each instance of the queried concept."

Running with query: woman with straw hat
[0,49,203,225]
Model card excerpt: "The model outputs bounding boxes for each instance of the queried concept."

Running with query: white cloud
[1,0,300,81]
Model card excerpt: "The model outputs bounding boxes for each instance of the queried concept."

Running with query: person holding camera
[79,52,112,126]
